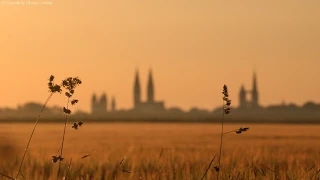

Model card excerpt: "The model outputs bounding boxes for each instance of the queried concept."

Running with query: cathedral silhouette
[91,93,116,115]
[133,69,165,112]
[238,71,260,109]
[91,69,164,115]
[90,69,261,116]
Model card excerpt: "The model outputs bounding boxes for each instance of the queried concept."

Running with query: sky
[0,0,319,113]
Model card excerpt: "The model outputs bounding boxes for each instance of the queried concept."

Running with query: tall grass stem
[57,98,70,179]
[217,99,225,180]
[16,93,53,179]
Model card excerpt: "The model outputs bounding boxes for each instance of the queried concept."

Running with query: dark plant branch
[223,127,250,135]
[80,174,87,180]
[16,75,62,179]
[200,155,216,180]
[0,172,15,180]
[16,93,53,179]
[217,85,231,180]
[56,77,82,179]
[57,98,70,179]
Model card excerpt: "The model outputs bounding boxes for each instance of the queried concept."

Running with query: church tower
[147,69,154,103]
[91,93,97,114]
[111,96,116,112]
[251,71,259,108]
[100,93,107,112]
[134,69,141,108]
[239,84,247,108]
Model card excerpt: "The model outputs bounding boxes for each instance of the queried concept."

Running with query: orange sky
[0,0,319,113]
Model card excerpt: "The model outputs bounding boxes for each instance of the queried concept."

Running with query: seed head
[224,107,230,114]
[226,99,231,106]
[52,155,64,163]
[235,127,249,134]
[222,84,231,114]
[72,123,78,130]
[48,75,62,93]
[72,122,83,130]
[71,99,78,105]
[63,107,71,114]
[222,84,229,97]
[49,75,54,82]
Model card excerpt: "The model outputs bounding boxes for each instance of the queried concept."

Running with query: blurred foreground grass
[0,123,319,180]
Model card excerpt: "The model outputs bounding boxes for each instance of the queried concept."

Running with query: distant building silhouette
[134,69,141,108]
[251,71,259,108]
[91,92,107,115]
[133,69,165,112]
[238,71,260,109]
[147,69,155,103]
[111,96,116,112]
[3,66,320,122]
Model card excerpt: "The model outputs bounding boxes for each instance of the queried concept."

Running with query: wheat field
[0,122,319,180]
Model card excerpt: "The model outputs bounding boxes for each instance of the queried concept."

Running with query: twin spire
[134,69,154,107]
[238,70,259,109]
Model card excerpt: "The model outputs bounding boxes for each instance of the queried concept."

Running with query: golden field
[0,123,319,180]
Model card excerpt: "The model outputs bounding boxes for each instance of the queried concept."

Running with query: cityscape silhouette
[0,68,319,123]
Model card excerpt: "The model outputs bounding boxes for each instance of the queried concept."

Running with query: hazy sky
[0,0,319,113]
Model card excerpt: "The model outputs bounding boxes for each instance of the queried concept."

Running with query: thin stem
[222,130,235,135]
[223,129,238,135]
[152,147,165,178]
[65,158,73,180]
[16,93,53,179]
[200,155,216,180]
[80,174,87,180]
[217,99,225,180]
[0,172,15,180]
[57,97,70,179]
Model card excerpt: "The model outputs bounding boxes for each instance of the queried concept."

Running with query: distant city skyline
[90,68,265,114]
[1,68,320,122]
[0,1,319,113]
[0,67,318,114]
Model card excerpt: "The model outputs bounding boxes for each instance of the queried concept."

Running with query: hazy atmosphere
[1,1,320,180]
[1,0,319,112]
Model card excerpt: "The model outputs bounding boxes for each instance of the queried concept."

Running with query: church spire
[91,93,97,114]
[111,96,116,112]
[134,69,141,108]
[239,84,247,109]
[100,92,107,112]
[147,69,154,103]
[251,70,259,108]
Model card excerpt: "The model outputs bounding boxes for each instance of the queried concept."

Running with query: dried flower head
[72,122,83,130]
[61,77,82,92]
[71,99,79,105]
[52,155,64,163]
[224,107,230,114]
[226,99,231,106]
[49,75,54,82]
[72,123,78,130]
[222,84,228,97]
[235,127,250,134]
[222,84,231,114]
[48,75,62,93]
[63,107,71,114]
